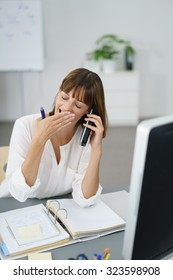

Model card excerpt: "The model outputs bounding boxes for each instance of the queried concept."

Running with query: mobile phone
[80,108,93,146]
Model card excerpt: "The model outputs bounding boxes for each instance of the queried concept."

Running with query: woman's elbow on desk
[72,184,103,208]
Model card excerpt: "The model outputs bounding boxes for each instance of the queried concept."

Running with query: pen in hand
[40,107,46,119]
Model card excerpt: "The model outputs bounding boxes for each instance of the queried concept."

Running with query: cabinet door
[100,72,139,126]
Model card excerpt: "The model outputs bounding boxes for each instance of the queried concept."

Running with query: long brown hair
[50,68,108,138]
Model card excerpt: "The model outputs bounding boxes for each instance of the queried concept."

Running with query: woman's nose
[64,101,74,112]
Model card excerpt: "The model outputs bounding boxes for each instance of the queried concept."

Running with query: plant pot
[102,59,116,74]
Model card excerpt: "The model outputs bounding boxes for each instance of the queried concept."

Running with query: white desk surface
[101,190,128,221]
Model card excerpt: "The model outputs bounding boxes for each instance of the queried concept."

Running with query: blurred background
[0,0,173,191]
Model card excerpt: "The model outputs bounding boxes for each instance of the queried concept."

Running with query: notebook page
[5,207,59,245]
[0,204,70,257]
[47,199,125,236]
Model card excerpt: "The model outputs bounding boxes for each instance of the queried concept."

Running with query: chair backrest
[0,146,9,182]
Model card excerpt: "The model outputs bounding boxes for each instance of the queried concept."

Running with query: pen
[97,254,102,260]
[104,253,110,260]
[92,253,98,260]
[40,107,46,119]
[101,247,110,260]
[76,253,88,260]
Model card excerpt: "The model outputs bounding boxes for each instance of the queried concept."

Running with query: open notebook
[0,197,125,259]
[46,198,125,239]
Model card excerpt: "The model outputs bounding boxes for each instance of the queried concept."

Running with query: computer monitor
[122,115,173,260]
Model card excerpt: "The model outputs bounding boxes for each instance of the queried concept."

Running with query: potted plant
[92,34,126,73]
[85,34,135,73]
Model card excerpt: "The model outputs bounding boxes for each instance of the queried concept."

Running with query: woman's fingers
[35,111,75,141]
[51,111,75,123]
[46,112,75,130]
[84,115,104,133]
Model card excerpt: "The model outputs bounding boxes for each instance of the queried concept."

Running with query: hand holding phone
[80,108,94,146]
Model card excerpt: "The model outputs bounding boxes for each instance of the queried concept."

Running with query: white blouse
[0,114,102,207]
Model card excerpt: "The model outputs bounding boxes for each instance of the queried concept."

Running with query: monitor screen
[122,115,173,260]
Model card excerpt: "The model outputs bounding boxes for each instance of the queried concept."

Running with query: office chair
[0,146,9,182]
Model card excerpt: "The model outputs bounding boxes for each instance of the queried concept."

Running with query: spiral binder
[46,198,126,240]
[46,200,68,224]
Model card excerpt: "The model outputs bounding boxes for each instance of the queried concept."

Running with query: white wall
[0,0,173,121]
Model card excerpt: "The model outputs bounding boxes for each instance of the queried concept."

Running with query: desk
[0,190,128,260]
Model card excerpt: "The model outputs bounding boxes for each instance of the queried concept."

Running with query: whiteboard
[0,0,44,71]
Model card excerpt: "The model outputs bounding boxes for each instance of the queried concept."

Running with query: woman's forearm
[21,138,45,187]
[81,148,102,199]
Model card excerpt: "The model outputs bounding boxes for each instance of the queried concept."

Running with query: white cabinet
[99,72,139,126]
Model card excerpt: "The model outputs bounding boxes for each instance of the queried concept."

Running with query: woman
[0,68,108,207]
